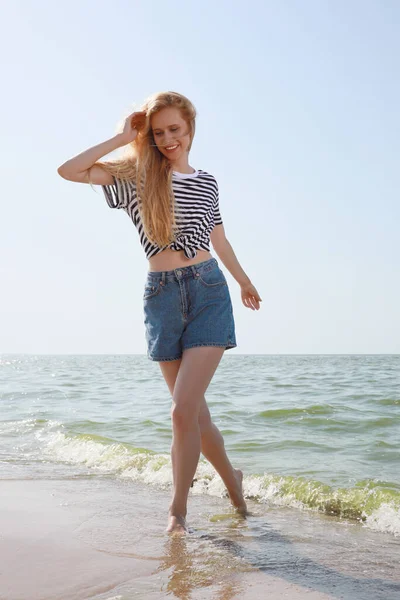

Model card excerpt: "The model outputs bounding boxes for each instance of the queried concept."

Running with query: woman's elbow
[57,164,71,179]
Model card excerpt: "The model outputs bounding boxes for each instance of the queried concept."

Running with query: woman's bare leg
[160,352,246,534]
[167,346,225,533]
[198,398,247,514]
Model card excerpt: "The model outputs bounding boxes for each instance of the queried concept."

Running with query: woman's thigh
[159,359,181,396]
[159,349,220,428]
[172,346,224,418]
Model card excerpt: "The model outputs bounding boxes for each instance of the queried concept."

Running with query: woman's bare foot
[166,514,188,535]
[227,469,247,515]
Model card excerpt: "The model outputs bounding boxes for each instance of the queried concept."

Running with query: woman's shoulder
[172,169,217,185]
[197,168,214,177]
[197,169,218,184]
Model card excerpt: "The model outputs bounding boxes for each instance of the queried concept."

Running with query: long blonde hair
[96,91,197,247]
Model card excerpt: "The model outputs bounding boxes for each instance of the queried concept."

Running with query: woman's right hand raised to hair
[119,111,147,145]
[57,111,147,185]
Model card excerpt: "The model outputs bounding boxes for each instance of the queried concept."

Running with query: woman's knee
[171,400,200,431]
[170,394,212,433]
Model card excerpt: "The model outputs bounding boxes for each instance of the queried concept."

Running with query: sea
[1,353,400,599]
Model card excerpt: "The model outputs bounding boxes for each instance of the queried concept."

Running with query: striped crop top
[101,169,223,260]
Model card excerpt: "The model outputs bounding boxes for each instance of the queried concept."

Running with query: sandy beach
[2,476,400,600]
[0,478,342,600]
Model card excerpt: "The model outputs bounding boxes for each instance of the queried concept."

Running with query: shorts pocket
[197,266,227,288]
[143,282,161,300]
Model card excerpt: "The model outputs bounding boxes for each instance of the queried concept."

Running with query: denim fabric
[143,258,237,361]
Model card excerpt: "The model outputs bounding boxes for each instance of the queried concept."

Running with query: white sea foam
[35,429,400,537]
[364,504,400,537]
[0,418,62,435]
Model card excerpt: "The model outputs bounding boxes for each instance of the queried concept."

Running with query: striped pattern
[101,170,223,259]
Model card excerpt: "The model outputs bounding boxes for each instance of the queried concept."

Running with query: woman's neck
[169,156,194,174]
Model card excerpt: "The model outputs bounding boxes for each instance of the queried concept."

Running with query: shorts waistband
[146,257,218,283]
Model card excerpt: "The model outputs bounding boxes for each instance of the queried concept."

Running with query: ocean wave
[0,418,62,435]
[36,427,400,537]
[258,405,334,419]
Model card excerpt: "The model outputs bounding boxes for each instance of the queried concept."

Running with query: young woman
[58,91,262,535]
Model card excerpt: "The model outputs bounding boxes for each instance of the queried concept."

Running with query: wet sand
[1,477,398,600]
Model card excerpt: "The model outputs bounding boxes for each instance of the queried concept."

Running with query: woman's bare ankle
[167,504,188,534]
[166,514,188,534]
[227,469,247,514]
[168,503,187,520]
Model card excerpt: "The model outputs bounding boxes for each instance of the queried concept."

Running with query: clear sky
[2,0,399,354]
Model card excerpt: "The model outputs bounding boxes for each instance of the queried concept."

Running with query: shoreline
[0,478,341,600]
[1,477,400,599]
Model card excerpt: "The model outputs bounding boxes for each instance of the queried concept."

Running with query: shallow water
[2,354,399,532]
[1,354,400,598]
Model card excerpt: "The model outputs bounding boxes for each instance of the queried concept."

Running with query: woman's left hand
[240,282,262,310]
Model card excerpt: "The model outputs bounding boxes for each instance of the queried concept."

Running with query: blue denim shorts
[143,257,237,361]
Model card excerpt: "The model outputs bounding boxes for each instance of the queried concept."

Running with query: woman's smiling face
[151,107,191,161]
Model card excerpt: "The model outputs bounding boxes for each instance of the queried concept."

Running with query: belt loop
[190,265,197,278]
[161,272,166,286]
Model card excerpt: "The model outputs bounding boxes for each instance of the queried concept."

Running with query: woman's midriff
[148,248,214,272]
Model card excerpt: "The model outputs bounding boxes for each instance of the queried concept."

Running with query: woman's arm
[211,225,262,310]
[57,135,126,184]
[57,111,146,184]
[211,226,250,285]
